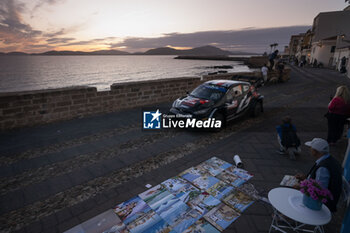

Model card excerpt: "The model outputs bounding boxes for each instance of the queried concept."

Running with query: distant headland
[0,45,258,56]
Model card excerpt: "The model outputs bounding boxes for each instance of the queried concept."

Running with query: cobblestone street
[0,66,349,233]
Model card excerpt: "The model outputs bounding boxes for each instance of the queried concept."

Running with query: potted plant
[299,178,333,210]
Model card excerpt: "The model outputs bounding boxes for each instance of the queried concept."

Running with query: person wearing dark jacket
[296,138,342,212]
[269,50,279,70]
[276,116,301,160]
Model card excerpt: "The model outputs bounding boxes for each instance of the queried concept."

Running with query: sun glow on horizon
[166,45,193,50]
[0,0,348,53]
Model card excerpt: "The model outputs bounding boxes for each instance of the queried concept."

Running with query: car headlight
[193,109,209,115]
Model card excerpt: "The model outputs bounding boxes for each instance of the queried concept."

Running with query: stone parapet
[0,70,289,130]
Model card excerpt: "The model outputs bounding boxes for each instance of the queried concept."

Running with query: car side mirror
[186,91,190,95]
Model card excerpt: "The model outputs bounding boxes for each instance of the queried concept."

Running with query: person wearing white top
[261,64,268,84]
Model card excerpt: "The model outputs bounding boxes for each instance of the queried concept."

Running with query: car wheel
[212,112,226,131]
[251,101,263,117]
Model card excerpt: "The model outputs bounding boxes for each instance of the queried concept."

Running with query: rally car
[169,80,264,125]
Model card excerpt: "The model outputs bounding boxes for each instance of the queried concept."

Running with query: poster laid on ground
[192,176,220,191]
[222,190,254,213]
[183,218,221,233]
[186,192,221,215]
[225,167,253,181]
[114,196,171,233]
[162,177,201,203]
[139,185,175,210]
[108,156,256,233]
[203,203,240,232]
[170,209,202,233]
[216,171,246,187]
[196,162,224,177]
[179,167,209,182]
[205,157,233,170]
[206,181,234,200]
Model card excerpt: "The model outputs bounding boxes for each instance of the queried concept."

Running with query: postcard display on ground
[109,157,256,233]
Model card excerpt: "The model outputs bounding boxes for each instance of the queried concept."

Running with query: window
[232,85,243,96]
[243,85,250,93]
[330,46,335,53]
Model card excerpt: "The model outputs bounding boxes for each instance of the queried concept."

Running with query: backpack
[281,124,301,148]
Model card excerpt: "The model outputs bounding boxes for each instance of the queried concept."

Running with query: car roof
[204,80,250,88]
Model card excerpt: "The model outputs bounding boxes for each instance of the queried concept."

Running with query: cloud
[32,0,66,13]
[44,28,66,37]
[46,37,75,44]
[111,26,311,53]
[65,37,118,46]
[0,0,42,37]
[0,0,42,48]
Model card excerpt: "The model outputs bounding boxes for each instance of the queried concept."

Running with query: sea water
[0,55,251,93]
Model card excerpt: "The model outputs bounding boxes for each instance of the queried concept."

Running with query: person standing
[327,86,350,144]
[340,56,347,74]
[261,64,268,85]
[269,50,279,70]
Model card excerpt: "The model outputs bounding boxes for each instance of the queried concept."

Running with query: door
[225,84,243,120]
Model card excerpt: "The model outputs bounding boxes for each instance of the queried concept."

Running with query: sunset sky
[0,0,348,53]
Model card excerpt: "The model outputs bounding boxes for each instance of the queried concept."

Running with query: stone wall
[0,77,201,130]
[0,70,289,130]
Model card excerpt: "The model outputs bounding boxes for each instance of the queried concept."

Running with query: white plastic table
[268,187,331,233]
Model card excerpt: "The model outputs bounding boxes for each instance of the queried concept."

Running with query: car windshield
[190,84,226,101]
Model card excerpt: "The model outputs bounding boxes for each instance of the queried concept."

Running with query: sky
[0,0,348,53]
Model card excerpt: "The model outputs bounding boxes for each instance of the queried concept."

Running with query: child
[261,64,268,85]
[276,116,301,160]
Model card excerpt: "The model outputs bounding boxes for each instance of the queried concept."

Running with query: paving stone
[93,193,109,205]
[77,208,102,224]
[0,165,14,177]
[103,188,118,200]
[48,174,74,195]
[85,163,108,178]
[40,214,58,230]
[244,201,272,216]
[25,220,43,233]
[251,215,273,232]
[0,190,24,215]
[68,169,94,186]
[11,155,49,175]
[232,214,258,233]
[55,208,73,223]
[12,227,27,233]
[70,202,88,217]
[99,158,126,173]
[80,198,97,212]
[58,217,80,233]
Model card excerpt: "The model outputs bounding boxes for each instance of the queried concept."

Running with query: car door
[225,84,244,119]
[236,84,252,114]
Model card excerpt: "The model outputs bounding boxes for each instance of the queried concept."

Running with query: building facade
[288,5,350,77]
[310,7,350,71]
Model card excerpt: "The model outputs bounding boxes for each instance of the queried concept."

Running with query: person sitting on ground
[276,116,301,160]
[261,64,268,85]
[295,138,342,212]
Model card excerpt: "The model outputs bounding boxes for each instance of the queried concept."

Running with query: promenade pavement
[0,66,349,233]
